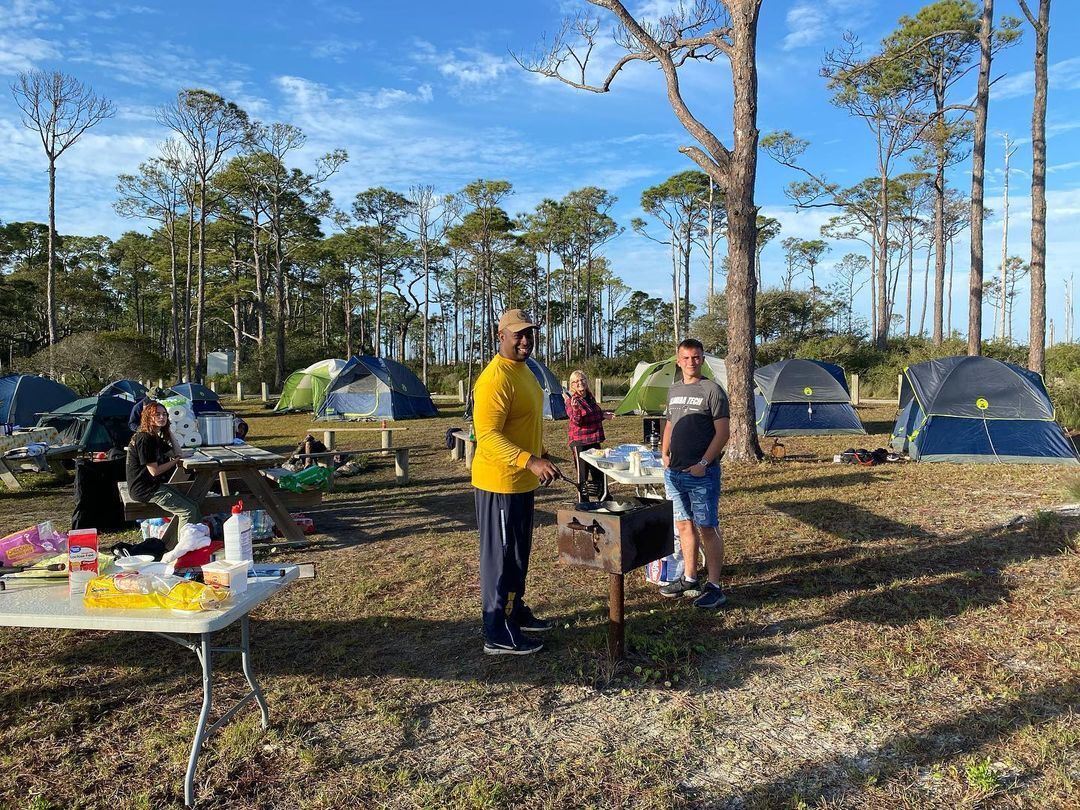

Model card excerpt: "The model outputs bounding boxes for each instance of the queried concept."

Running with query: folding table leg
[239,615,269,728]
[185,633,213,807]
[0,459,22,491]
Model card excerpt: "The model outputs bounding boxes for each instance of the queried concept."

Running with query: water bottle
[223,500,253,572]
[649,425,660,453]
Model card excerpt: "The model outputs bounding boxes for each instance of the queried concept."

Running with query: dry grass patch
[0,401,1077,807]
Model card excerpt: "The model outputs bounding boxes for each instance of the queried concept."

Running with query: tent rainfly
[275,359,346,413]
[0,374,78,427]
[614,354,727,416]
[37,395,135,453]
[170,382,223,415]
[754,359,865,436]
[890,356,1078,464]
[98,379,148,403]
[316,356,438,421]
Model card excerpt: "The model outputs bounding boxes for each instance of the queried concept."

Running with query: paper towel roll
[175,420,194,432]
[169,407,187,420]
[185,434,201,446]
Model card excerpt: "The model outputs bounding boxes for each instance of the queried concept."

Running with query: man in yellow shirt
[473,309,560,655]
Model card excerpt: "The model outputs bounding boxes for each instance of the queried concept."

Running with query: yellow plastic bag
[83,574,230,611]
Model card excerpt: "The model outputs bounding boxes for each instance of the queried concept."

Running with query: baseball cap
[497,308,538,333]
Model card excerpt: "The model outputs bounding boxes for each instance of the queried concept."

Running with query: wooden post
[897,374,903,408]
[157,379,164,389]
[261,382,269,402]
[594,377,603,402]
[457,379,465,404]
[608,572,625,660]
[464,437,475,470]
[850,373,860,406]
[323,430,335,450]
[380,422,392,456]
[236,382,243,401]
[208,381,216,393]
[394,448,409,484]
[451,435,463,461]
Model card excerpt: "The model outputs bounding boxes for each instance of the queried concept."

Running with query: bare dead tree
[10,69,114,368]
[516,0,764,463]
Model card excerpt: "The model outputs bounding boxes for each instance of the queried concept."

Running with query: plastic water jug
[223,500,253,572]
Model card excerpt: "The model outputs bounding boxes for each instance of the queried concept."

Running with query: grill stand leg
[608,572,624,659]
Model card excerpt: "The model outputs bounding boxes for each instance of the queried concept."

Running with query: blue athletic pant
[475,489,534,641]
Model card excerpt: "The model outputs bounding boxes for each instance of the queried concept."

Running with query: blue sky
[1,0,1078,342]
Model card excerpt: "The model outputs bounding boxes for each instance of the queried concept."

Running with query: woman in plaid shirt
[565,370,614,499]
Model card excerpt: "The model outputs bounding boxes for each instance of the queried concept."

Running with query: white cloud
[437,48,511,85]
[0,0,55,31]
[0,33,59,74]
[992,56,1080,101]
[783,3,829,51]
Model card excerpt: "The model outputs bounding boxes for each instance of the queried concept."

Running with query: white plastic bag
[161,522,211,564]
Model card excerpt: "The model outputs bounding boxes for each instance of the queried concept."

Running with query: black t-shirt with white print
[664,378,729,471]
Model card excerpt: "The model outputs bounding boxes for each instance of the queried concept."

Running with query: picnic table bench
[450,429,475,469]
[294,444,421,485]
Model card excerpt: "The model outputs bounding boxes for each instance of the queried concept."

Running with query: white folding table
[578,453,665,501]
[0,566,298,806]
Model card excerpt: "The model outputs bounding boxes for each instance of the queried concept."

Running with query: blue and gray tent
[316,355,438,421]
[0,374,78,427]
[464,356,567,421]
[889,356,1078,464]
[98,379,148,402]
[754,359,865,436]
[171,382,223,415]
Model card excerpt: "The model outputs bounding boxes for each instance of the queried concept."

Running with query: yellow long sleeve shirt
[471,354,545,494]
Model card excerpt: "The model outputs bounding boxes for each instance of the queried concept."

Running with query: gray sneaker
[659,576,702,598]
[693,582,728,609]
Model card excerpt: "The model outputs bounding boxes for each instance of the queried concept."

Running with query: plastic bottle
[223,500,253,572]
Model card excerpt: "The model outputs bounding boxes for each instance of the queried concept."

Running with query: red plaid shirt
[566,392,605,446]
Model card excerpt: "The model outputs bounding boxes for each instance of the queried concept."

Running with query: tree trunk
[722,3,762,464]
[932,161,946,345]
[875,178,889,349]
[1026,0,1049,373]
[1000,134,1012,340]
[46,160,58,373]
[968,0,993,356]
[194,187,207,382]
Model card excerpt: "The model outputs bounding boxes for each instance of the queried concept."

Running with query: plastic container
[202,560,249,594]
[223,500,253,572]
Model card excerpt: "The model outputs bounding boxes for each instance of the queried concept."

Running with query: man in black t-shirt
[659,338,730,609]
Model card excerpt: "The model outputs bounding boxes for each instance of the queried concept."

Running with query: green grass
[0,401,1077,807]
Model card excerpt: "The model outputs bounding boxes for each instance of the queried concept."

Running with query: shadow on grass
[718,674,1080,808]
[732,514,1080,631]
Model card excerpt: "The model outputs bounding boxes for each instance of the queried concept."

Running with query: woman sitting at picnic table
[565,370,614,499]
[124,401,201,546]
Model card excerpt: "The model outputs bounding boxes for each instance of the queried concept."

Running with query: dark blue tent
[37,395,135,452]
[464,356,567,421]
[889,356,1078,464]
[754,359,865,436]
[316,356,437,421]
[98,379,148,402]
[0,374,77,427]
[170,382,223,415]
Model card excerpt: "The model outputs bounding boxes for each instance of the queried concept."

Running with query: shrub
[24,331,170,396]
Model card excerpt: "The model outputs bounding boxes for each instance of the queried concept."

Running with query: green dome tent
[36,395,135,453]
[614,354,728,415]
[274,359,346,413]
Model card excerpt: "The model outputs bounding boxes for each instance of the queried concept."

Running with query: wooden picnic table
[121,444,320,545]
[0,427,73,491]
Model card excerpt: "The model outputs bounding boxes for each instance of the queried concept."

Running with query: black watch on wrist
[699,457,710,468]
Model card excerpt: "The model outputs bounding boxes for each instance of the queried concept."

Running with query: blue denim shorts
[664,466,721,527]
